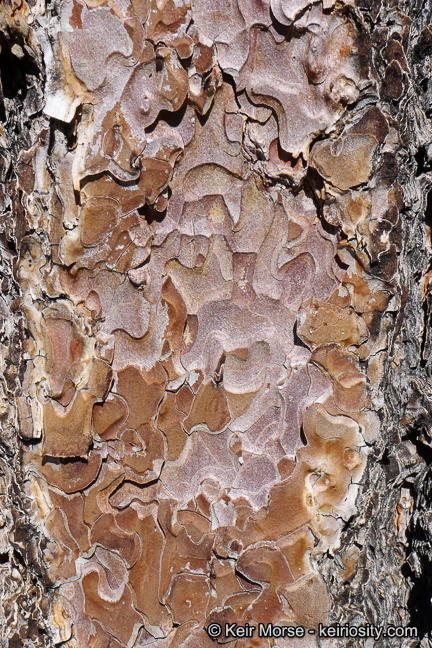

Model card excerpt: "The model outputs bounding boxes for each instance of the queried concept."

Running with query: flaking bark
[1,0,432,646]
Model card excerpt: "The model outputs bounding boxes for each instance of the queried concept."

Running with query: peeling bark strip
[1,0,432,646]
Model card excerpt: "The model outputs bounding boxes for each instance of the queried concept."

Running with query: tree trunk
[1,0,432,646]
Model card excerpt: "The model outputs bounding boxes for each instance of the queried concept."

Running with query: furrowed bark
[1,0,432,647]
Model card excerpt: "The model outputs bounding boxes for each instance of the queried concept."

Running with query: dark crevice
[137,201,167,225]
[415,145,432,174]
[404,464,432,637]
[0,34,39,103]
[334,253,350,271]
[420,186,432,368]
[48,112,80,155]
[299,425,307,446]
[420,290,430,369]
[146,100,189,133]
[403,416,432,465]
[425,185,432,230]
[293,321,309,350]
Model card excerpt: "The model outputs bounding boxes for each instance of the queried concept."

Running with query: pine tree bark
[1,0,432,646]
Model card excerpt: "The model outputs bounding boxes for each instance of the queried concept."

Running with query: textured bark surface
[1,0,432,646]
